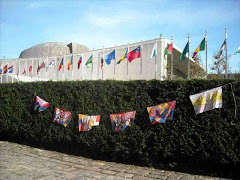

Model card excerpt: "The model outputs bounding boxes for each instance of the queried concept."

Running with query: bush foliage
[0,79,239,175]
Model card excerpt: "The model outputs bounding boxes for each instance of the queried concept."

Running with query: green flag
[233,47,240,55]
[180,42,189,61]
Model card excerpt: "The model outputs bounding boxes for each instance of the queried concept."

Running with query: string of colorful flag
[0,40,239,75]
[34,82,238,132]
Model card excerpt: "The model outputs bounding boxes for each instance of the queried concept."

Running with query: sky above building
[0,0,240,72]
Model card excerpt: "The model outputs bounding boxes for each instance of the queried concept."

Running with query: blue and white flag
[8,66,13,73]
[48,60,55,67]
[149,42,157,61]
[105,50,115,65]
[216,40,226,59]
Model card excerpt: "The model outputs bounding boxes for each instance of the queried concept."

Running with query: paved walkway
[0,141,228,180]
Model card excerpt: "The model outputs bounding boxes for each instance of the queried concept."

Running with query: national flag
[48,60,55,68]
[67,55,73,71]
[189,86,222,115]
[3,65,8,74]
[86,54,93,68]
[8,65,13,73]
[78,114,100,132]
[149,42,157,60]
[164,43,173,60]
[78,56,82,69]
[37,61,45,73]
[0,67,2,74]
[101,57,104,69]
[34,96,50,112]
[127,46,141,62]
[216,40,226,59]
[105,50,115,65]
[192,38,206,58]
[110,111,136,132]
[147,100,176,124]
[29,65,33,73]
[117,48,128,64]
[53,107,72,127]
[233,46,240,55]
[180,42,189,61]
[58,57,64,71]
[22,68,26,75]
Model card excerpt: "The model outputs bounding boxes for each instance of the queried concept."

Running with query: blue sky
[0,0,240,72]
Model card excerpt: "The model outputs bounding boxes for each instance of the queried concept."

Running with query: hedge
[0,79,239,177]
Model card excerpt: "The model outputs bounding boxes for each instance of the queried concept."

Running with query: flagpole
[114,44,116,80]
[205,31,208,79]
[140,40,143,79]
[225,28,228,79]
[127,43,129,81]
[102,46,104,80]
[46,56,48,79]
[71,54,74,80]
[171,36,174,80]
[155,38,158,80]
[188,33,190,80]
[92,49,94,80]
[159,34,162,80]
[54,57,56,81]
[81,53,83,80]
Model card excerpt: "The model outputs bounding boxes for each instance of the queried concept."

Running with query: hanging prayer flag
[117,48,128,64]
[189,86,222,115]
[8,65,13,73]
[110,111,136,132]
[180,42,189,61]
[192,38,205,58]
[164,43,173,60]
[105,50,115,65]
[34,96,50,112]
[3,65,8,74]
[78,56,82,69]
[149,42,157,60]
[147,100,176,124]
[127,46,141,62]
[216,40,226,59]
[29,65,33,73]
[67,55,73,71]
[59,57,64,70]
[233,46,240,55]
[53,107,72,127]
[78,114,100,132]
[86,54,93,68]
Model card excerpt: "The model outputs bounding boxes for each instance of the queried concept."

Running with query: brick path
[0,141,229,180]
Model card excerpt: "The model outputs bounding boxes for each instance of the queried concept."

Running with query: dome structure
[19,42,89,59]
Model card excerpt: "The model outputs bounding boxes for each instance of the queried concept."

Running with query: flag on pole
[48,60,55,68]
[86,54,93,68]
[233,46,240,55]
[189,86,222,115]
[127,46,141,62]
[0,67,2,74]
[22,68,26,75]
[29,65,33,73]
[110,111,136,132]
[164,43,173,60]
[59,57,64,71]
[67,55,73,71]
[3,65,8,74]
[192,38,206,58]
[78,56,82,69]
[53,107,72,127]
[78,114,100,131]
[105,50,115,65]
[117,48,128,64]
[180,42,189,61]
[147,100,176,124]
[101,57,104,69]
[216,40,226,59]
[149,42,157,60]
[8,65,13,73]
[34,96,50,112]
[37,61,45,73]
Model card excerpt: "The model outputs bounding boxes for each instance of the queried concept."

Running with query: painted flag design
[110,111,136,132]
[147,100,176,124]
[189,87,222,115]
[117,48,128,64]
[53,107,72,127]
[127,46,141,62]
[78,114,100,131]
[192,38,206,58]
[34,96,50,112]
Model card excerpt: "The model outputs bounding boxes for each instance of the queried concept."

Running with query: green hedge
[0,80,239,177]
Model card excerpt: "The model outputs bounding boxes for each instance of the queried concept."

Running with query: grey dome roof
[19,42,89,59]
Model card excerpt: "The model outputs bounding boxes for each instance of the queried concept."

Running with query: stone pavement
[0,141,229,180]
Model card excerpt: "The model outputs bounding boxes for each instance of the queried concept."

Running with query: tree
[210,52,230,78]
[191,54,205,79]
